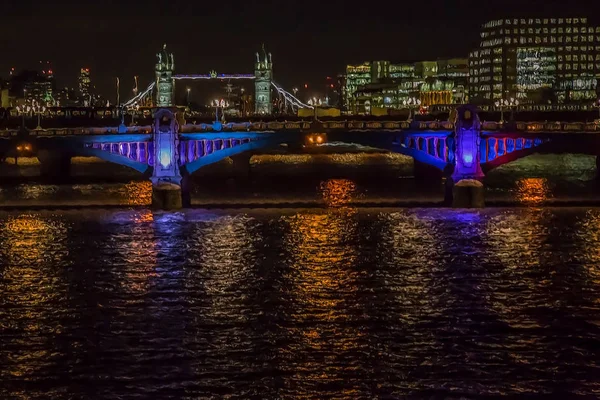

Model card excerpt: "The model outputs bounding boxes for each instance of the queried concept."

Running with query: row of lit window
[483,35,599,47]
[471,80,598,92]
[559,63,600,70]
[483,26,600,37]
[484,18,588,28]
[559,54,600,61]
[472,46,600,63]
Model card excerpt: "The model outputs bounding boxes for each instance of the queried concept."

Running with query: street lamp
[211,99,229,122]
[131,104,140,126]
[293,87,298,97]
[494,98,519,123]
[32,102,46,130]
[186,88,191,106]
[15,104,32,128]
[402,97,421,120]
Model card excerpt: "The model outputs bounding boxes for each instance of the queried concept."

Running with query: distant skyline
[1,0,597,102]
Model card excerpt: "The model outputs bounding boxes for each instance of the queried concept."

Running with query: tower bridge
[124,45,312,114]
[1,46,600,209]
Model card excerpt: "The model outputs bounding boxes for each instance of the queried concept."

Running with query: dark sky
[0,0,596,103]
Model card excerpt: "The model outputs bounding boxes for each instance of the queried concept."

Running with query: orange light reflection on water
[319,179,358,208]
[283,209,363,392]
[1,213,70,380]
[123,181,152,206]
[515,178,551,206]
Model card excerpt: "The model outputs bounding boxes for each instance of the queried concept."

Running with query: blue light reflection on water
[1,207,600,398]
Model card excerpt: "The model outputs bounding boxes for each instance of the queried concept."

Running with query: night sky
[0,0,596,103]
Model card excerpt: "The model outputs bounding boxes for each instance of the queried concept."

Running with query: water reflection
[514,178,551,206]
[0,213,70,393]
[281,209,365,396]
[319,179,358,207]
[122,181,152,206]
[1,208,600,398]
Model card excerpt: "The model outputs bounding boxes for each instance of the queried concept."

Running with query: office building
[469,17,600,104]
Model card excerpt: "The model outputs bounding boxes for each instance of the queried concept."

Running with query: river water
[1,154,600,399]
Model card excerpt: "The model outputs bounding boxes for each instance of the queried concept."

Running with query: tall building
[8,70,54,105]
[343,62,371,112]
[469,17,600,104]
[78,68,91,102]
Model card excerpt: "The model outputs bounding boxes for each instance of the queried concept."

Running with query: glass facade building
[343,59,467,114]
[469,18,600,104]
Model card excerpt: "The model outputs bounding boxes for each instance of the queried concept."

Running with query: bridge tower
[155,44,175,107]
[254,45,272,114]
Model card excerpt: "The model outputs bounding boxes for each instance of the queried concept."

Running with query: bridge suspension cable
[123,77,313,111]
[123,81,155,108]
[271,81,313,110]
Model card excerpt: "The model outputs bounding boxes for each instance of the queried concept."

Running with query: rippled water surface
[2,207,600,399]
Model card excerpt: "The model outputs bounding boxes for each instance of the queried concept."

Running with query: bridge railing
[515,121,599,132]
[3,120,598,137]
[0,126,153,137]
[481,121,600,133]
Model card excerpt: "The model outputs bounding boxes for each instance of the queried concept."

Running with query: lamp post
[495,98,519,123]
[131,104,140,126]
[293,87,298,97]
[402,97,421,120]
[16,104,32,129]
[32,102,46,130]
[212,99,229,123]
[186,87,191,107]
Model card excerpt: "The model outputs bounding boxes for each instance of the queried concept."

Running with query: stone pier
[37,150,72,180]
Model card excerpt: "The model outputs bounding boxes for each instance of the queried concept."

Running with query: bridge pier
[231,153,253,177]
[451,105,485,208]
[151,108,184,210]
[37,150,72,180]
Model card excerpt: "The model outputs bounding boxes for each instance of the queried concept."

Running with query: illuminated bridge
[1,45,600,208]
[123,44,312,115]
